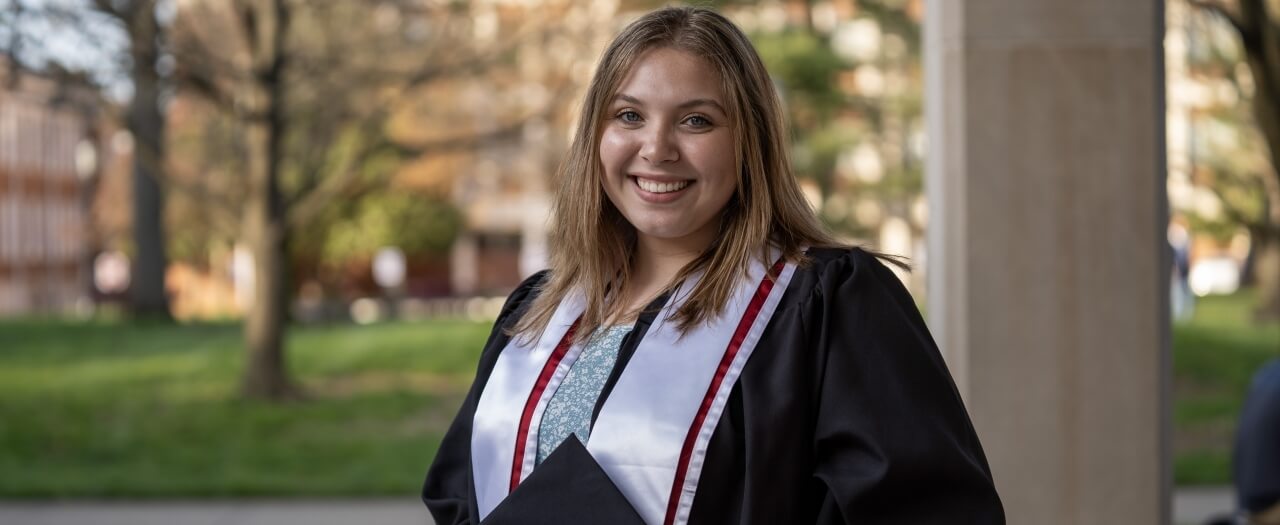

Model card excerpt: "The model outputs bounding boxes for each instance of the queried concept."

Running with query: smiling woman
[598,47,740,313]
[423,6,1004,525]
[601,50,734,230]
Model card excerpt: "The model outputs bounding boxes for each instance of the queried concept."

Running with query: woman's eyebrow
[613,94,726,114]
[676,98,726,114]
[613,94,645,106]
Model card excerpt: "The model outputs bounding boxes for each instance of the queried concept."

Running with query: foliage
[746,2,924,240]
[1181,4,1272,236]
[165,103,244,266]
[1187,0,1280,320]
[752,29,854,198]
[314,191,463,266]
[754,29,849,126]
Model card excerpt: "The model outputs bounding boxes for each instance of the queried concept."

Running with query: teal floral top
[535,324,633,465]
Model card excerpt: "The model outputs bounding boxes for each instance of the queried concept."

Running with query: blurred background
[0,0,1276,523]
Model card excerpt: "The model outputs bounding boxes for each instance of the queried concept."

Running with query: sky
[4,0,139,102]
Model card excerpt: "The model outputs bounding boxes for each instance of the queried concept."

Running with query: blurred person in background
[1234,359,1280,524]
[422,6,1003,524]
[1170,222,1195,321]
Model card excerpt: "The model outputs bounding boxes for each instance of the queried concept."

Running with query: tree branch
[284,114,529,229]
[177,65,241,113]
[1188,0,1252,40]
[89,0,125,20]
[1204,174,1264,228]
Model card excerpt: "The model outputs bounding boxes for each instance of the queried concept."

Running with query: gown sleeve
[421,271,549,525]
[808,249,1005,524]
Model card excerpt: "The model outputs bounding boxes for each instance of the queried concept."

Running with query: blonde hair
[513,6,839,342]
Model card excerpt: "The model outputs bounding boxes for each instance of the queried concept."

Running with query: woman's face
[599,47,737,250]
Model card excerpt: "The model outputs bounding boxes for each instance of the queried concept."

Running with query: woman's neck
[633,231,713,286]
[616,230,714,321]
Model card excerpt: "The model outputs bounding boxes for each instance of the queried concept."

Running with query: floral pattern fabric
[535,324,632,466]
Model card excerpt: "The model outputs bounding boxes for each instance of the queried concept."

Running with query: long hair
[512,6,839,343]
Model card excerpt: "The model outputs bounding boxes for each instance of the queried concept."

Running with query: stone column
[924,1,1170,523]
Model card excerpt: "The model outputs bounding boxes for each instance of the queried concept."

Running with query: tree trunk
[239,0,296,400]
[1240,231,1258,287]
[1252,225,1280,321]
[126,0,172,321]
[1256,164,1280,321]
[241,135,293,398]
[241,114,295,399]
[1241,0,1280,321]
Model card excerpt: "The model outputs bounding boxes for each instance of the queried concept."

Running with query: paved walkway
[0,487,1238,524]
[0,498,433,525]
[1175,486,1236,525]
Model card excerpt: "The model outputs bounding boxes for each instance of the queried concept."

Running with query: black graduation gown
[422,247,1005,524]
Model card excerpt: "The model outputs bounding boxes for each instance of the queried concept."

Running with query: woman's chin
[628,218,723,249]
[632,225,692,241]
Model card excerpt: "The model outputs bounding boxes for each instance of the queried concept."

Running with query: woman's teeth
[636,178,690,194]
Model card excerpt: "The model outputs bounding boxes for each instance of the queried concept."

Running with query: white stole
[471,255,797,525]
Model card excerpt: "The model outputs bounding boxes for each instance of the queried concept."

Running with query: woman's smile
[631,175,694,203]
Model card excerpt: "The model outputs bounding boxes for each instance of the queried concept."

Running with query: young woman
[423,7,1003,524]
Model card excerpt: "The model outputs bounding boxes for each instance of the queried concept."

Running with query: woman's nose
[639,125,679,165]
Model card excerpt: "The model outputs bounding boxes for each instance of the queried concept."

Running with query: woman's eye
[685,115,712,128]
[618,111,642,123]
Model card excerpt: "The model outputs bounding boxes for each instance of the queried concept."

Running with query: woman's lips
[631,175,693,203]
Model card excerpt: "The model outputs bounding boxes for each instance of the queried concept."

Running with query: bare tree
[171,0,577,399]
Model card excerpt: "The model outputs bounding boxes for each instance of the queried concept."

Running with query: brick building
[0,59,102,315]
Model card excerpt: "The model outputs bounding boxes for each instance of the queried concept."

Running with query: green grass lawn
[1173,290,1280,485]
[0,290,1274,497]
[0,318,493,498]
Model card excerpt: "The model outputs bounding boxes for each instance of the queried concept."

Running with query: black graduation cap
[482,435,646,524]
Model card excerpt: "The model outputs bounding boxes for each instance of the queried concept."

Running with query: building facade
[0,59,101,316]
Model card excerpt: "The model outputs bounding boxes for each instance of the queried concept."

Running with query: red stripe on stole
[510,319,580,492]
[663,259,785,525]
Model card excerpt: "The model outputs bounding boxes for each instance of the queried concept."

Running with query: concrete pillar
[924,1,1170,523]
